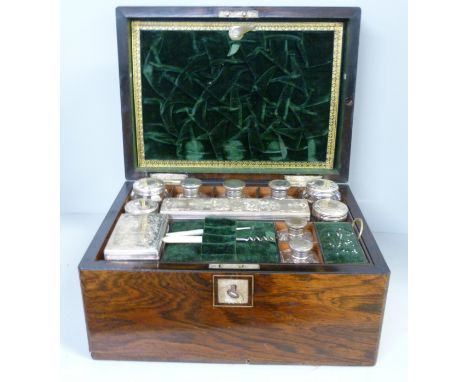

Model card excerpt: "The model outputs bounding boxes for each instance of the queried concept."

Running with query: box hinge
[218,10,259,18]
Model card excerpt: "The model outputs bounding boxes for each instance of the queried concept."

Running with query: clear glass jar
[223,179,246,199]
[132,177,167,201]
[304,179,341,203]
[311,199,348,222]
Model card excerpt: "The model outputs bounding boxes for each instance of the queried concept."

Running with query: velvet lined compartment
[315,222,367,264]
[162,219,279,263]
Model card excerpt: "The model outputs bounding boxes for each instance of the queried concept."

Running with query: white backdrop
[61,0,407,234]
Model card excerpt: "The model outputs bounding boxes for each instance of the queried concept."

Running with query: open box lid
[116,7,360,182]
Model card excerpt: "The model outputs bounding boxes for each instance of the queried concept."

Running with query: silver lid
[306,179,339,194]
[285,217,308,230]
[223,179,246,190]
[289,237,313,253]
[124,198,159,215]
[268,179,290,190]
[312,199,348,221]
[181,177,202,189]
[133,177,165,196]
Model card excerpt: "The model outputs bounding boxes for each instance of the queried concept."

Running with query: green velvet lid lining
[130,21,345,174]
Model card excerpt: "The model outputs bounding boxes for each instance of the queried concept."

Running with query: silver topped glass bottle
[223,179,246,199]
[311,199,348,222]
[277,217,312,242]
[280,237,320,263]
[304,179,341,203]
[132,177,167,201]
[268,179,291,200]
[179,177,202,198]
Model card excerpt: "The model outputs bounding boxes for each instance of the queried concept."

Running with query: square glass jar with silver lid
[304,179,341,203]
[223,179,246,199]
[178,177,204,198]
[267,179,292,200]
[132,177,167,201]
[311,199,349,222]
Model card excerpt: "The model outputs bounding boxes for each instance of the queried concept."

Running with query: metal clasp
[218,10,259,18]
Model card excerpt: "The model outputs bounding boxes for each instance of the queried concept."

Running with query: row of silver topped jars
[179,178,248,199]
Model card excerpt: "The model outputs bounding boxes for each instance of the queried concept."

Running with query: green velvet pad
[162,219,279,263]
[139,29,335,164]
[315,222,368,264]
[201,218,237,261]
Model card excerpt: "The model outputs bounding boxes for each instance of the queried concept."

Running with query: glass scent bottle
[124,198,159,215]
[280,237,320,264]
[311,199,349,222]
[132,177,167,201]
[267,179,291,200]
[179,177,202,198]
[304,179,341,203]
[223,179,246,199]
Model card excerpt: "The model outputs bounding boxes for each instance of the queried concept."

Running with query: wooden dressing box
[79,6,390,365]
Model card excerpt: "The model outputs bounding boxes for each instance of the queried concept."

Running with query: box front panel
[81,269,388,365]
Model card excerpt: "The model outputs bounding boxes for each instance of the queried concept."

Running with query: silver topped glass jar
[304,179,341,203]
[268,179,291,200]
[312,199,349,222]
[124,198,159,215]
[285,217,308,238]
[132,177,166,201]
[277,217,312,242]
[223,179,245,199]
[279,237,319,263]
[180,177,202,198]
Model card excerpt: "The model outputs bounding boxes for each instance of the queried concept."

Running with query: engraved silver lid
[181,177,202,189]
[306,179,339,194]
[124,198,159,215]
[312,199,348,221]
[224,179,246,190]
[269,179,291,190]
[133,177,165,197]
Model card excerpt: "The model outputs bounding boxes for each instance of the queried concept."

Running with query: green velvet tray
[315,222,368,264]
[130,20,345,174]
[162,219,279,263]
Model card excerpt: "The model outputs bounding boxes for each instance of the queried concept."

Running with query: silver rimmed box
[104,213,169,260]
[159,197,310,220]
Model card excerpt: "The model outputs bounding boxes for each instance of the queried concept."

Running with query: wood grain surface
[81,270,388,365]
